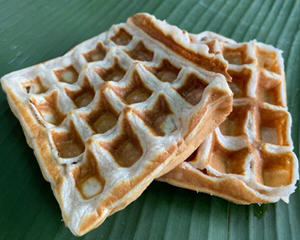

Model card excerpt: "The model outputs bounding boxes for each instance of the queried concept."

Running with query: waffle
[160,32,299,204]
[1,15,232,235]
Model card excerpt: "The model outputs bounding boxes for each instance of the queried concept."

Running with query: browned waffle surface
[160,32,298,204]
[1,16,232,235]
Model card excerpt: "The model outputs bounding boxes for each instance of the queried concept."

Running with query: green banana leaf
[0,0,299,239]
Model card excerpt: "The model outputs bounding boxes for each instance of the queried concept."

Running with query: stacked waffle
[1,13,298,236]
[160,31,298,204]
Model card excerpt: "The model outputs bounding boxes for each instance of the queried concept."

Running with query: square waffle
[160,32,298,204]
[1,15,232,235]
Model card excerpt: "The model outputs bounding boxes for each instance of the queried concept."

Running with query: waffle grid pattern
[1,16,232,235]
[161,32,298,203]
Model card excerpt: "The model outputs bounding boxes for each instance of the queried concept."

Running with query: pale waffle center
[1,14,235,235]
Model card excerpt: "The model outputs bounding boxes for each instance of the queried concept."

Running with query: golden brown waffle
[1,16,232,235]
[160,32,298,204]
